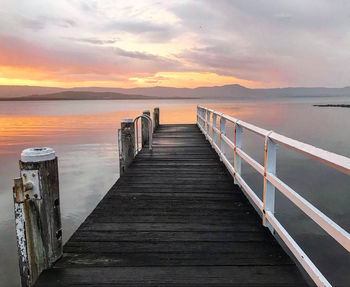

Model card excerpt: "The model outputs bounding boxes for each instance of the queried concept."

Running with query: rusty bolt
[25,194,30,199]
[23,173,27,178]
[32,173,35,177]
[34,194,38,199]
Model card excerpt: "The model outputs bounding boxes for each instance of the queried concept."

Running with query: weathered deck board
[34,124,309,287]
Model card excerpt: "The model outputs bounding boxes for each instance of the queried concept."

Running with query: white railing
[197,105,350,287]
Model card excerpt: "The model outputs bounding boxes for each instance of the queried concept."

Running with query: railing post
[13,147,62,287]
[202,109,206,129]
[220,117,226,154]
[198,107,204,128]
[196,106,200,126]
[119,118,135,175]
[213,114,217,144]
[263,133,277,233]
[142,110,150,146]
[234,122,242,185]
[153,107,159,130]
[206,110,210,136]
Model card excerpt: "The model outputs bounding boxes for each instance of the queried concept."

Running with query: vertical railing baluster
[200,108,203,128]
[234,121,242,185]
[200,108,204,129]
[213,114,217,144]
[263,132,277,233]
[206,110,210,137]
[197,106,199,126]
[198,107,203,129]
[220,117,226,155]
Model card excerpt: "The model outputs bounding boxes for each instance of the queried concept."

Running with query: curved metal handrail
[134,114,153,153]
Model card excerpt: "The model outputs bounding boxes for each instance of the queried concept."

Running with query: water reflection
[0,98,349,286]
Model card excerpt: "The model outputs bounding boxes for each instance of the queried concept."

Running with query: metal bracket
[20,170,41,200]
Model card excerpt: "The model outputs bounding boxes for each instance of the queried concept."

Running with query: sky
[0,0,350,89]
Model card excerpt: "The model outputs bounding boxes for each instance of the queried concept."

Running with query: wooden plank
[63,241,281,253]
[101,195,243,202]
[35,266,308,286]
[77,222,264,232]
[83,214,259,223]
[113,189,236,194]
[55,252,294,267]
[104,192,239,199]
[68,231,269,242]
[92,201,251,211]
[119,177,234,184]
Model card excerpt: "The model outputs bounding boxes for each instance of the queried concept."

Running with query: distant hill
[0,91,162,101]
[0,84,350,100]
[0,85,64,98]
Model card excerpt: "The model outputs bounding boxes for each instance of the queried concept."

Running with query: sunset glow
[0,71,271,89]
[1,1,350,89]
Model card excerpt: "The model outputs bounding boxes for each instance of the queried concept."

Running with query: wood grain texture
[34,124,309,287]
[20,157,62,286]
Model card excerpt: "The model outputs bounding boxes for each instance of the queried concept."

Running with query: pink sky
[0,0,349,88]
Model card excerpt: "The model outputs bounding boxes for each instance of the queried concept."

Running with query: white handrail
[198,105,350,175]
[197,105,350,287]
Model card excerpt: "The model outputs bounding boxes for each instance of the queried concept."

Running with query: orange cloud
[0,33,278,89]
[130,72,275,88]
[0,66,275,89]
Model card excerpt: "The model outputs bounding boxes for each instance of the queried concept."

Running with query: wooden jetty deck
[33,124,309,286]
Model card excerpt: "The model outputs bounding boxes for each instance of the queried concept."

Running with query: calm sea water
[0,98,349,286]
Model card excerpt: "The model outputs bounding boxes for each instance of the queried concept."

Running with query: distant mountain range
[1,91,162,101]
[0,84,350,100]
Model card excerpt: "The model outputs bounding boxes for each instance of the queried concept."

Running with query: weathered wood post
[142,110,150,146]
[153,107,159,130]
[13,147,62,287]
[118,118,135,176]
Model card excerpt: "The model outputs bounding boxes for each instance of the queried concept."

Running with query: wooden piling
[142,110,150,146]
[13,147,62,287]
[153,107,159,130]
[119,118,135,176]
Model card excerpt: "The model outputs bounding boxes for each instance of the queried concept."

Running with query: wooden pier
[32,123,309,286]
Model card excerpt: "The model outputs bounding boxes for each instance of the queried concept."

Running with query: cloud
[19,15,76,31]
[105,20,181,42]
[0,33,183,84]
[1,0,350,87]
[64,37,119,45]
[20,18,46,31]
[170,0,350,86]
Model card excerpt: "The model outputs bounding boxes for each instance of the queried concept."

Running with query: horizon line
[1,83,350,90]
